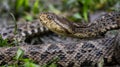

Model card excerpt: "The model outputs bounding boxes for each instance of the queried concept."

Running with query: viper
[0,12,120,66]
[39,12,120,38]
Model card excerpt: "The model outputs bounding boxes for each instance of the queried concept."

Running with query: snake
[0,11,120,66]
[0,11,120,43]
[39,11,120,38]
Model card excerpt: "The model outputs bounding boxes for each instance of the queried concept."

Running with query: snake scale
[0,11,120,66]
[0,20,49,44]
[0,36,118,67]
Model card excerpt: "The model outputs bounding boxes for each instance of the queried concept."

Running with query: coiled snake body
[0,11,120,66]
[1,11,120,42]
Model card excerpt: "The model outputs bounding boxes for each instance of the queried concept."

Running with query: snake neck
[72,11,120,38]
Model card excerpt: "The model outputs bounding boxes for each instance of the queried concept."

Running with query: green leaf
[15,48,24,60]
[0,35,8,47]
[48,4,61,14]
[49,63,57,67]
[32,0,39,14]
[15,0,24,11]
[83,6,88,22]
[73,13,82,19]
[24,62,40,67]
[41,64,47,67]
[24,0,29,9]
[24,15,33,21]
[67,0,76,5]
[10,13,17,35]
[98,57,104,67]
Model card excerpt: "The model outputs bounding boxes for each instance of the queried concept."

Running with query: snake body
[0,20,49,44]
[0,11,120,66]
[0,35,118,66]
[1,11,120,42]
[39,12,120,38]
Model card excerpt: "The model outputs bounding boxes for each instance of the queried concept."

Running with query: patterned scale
[0,20,49,44]
[0,34,118,67]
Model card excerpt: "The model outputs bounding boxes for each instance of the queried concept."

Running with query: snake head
[39,12,74,36]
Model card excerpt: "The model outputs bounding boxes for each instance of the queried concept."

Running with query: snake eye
[47,15,54,20]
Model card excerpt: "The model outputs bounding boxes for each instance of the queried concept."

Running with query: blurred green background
[0,0,119,22]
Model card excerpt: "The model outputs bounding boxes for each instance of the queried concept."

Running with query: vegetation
[0,35,8,47]
[0,0,118,21]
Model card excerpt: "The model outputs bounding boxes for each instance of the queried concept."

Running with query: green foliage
[24,14,33,21]
[0,35,8,47]
[15,0,24,11]
[15,0,30,12]
[24,0,29,10]
[23,59,40,67]
[61,0,117,22]
[73,12,82,19]
[10,13,17,34]
[110,1,120,11]
[78,0,93,22]
[10,13,20,46]
[32,0,39,14]
[49,63,57,67]
[13,0,41,20]
[48,4,61,14]
[15,48,24,60]
[97,58,104,67]
[1,0,117,22]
